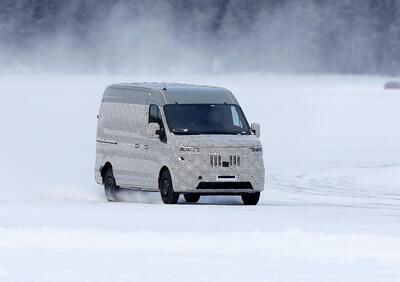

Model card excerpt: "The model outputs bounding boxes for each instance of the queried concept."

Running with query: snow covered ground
[0,73,400,281]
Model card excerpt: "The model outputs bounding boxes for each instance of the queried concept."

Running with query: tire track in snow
[267,165,400,211]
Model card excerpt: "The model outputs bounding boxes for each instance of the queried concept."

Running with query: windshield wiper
[173,128,189,133]
[172,129,249,135]
[173,132,200,135]
[172,129,201,135]
[201,131,239,135]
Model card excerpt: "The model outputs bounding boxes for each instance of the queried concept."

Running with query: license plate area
[217,175,237,182]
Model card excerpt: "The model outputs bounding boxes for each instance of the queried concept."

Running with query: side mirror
[155,127,165,136]
[251,123,261,138]
[156,127,167,143]
[146,123,160,138]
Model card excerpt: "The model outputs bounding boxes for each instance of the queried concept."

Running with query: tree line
[1,0,399,74]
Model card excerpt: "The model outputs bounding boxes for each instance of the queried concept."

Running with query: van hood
[173,134,262,148]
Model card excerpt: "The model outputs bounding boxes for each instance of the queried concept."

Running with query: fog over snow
[1,0,400,74]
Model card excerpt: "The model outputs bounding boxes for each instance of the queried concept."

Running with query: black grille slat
[210,154,241,168]
[196,182,253,190]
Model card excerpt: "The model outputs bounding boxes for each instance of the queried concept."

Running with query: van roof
[106,82,239,105]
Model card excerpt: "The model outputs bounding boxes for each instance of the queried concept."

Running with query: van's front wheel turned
[159,170,179,204]
[241,192,260,205]
[103,168,119,202]
[184,193,200,203]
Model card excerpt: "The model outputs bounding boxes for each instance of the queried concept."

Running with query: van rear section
[95,83,265,205]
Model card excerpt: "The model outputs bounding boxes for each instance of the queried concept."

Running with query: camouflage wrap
[95,89,265,194]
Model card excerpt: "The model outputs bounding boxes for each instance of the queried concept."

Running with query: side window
[231,106,243,128]
[149,104,167,143]
[149,104,162,125]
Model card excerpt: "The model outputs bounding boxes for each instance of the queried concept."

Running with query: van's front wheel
[159,170,179,204]
[241,192,260,205]
[103,168,119,202]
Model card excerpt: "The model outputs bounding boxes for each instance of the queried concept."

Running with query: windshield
[163,104,251,135]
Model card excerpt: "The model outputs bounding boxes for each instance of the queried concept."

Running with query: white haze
[0,0,393,74]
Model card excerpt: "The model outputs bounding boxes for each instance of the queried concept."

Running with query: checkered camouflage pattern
[95,102,264,193]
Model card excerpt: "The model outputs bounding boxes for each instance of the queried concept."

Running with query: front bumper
[171,149,265,193]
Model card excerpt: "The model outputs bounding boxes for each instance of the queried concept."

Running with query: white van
[95,83,265,205]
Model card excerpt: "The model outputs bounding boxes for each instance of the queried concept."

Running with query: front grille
[210,154,221,167]
[197,182,253,190]
[210,154,241,168]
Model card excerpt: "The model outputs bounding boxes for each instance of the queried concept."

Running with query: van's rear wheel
[184,193,200,203]
[159,170,179,204]
[241,192,260,205]
[103,168,119,202]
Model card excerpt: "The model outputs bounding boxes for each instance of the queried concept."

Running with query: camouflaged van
[95,83,264,205]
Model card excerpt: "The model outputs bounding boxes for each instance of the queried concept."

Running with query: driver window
[149,104,162,125]
[148,104,167,143]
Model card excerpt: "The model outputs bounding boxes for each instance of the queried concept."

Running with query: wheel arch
[100,162,113,182]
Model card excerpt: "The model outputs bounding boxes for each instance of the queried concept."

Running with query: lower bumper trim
[196,182,253,190]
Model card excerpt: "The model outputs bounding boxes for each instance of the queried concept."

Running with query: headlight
[180,146,200,153]
[249,146,262,152]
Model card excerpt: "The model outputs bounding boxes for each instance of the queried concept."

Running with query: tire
[159,170,179,204]
[241,192,260,205]
[103,167,119,202]
[184,193,200,203]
